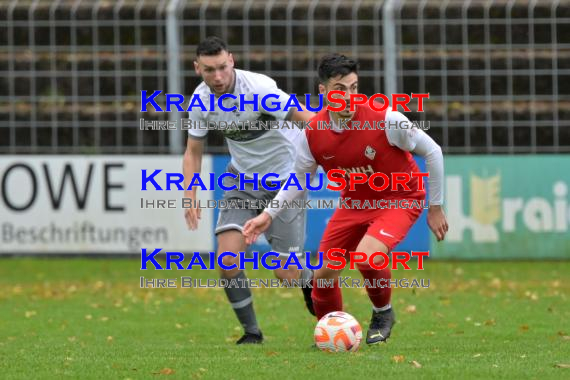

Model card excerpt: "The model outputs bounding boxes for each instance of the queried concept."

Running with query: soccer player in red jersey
[243,54,448,345]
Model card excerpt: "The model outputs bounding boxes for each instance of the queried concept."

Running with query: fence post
[167,0,183,154]
[383,0,398,97]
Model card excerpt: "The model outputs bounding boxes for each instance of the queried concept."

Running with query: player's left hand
[427,205,449,241]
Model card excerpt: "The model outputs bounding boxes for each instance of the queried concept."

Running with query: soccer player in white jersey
[183,37,315,344]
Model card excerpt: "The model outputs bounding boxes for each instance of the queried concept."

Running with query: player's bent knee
[355,235,390,268]
[370,252,388,266]
[219,254,239,269]
[274,266,299,281]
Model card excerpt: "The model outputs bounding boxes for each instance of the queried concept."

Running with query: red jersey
[305,104,425,202]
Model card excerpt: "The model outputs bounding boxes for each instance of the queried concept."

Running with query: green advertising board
[433,155,570,259]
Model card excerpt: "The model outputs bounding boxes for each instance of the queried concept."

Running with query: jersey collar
[328,105,361,134]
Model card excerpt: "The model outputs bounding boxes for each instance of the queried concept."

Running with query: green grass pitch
[0,258,568,379]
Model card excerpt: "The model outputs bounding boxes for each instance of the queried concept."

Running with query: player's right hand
[427,205,448,241]
[185,207,201,230]
[242,212,273,245]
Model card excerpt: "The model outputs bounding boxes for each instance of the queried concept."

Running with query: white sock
[373,303,392,313]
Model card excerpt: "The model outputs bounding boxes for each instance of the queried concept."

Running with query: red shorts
[318,206,423,254]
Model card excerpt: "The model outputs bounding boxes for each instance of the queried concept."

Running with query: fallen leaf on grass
[484,319,496,326]
[555,364,570,368]
[410,360,422,368]
[94,281,105,290]
[153,368,175,375]
[405,305,417,313]
[490,278,501,289]
[520,324,529,332]
[524,291,539,301]
[266,351,279,357]
[392,355,405,363]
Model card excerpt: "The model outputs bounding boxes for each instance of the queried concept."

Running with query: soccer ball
[314,311,363,352]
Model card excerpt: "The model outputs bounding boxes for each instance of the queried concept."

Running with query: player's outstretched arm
[384,110,449,241]
[243,212,273,245]
[183,137,204,230]
[242,129,318,245]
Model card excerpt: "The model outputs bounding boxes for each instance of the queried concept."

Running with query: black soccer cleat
[236,331,263,345]
[366,308,396,345]
[302,282,316,316]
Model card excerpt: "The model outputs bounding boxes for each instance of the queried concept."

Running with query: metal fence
[1,0,569,154]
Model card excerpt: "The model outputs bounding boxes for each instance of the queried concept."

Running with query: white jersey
[187,69,303,180]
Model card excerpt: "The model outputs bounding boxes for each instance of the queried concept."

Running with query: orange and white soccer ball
[314,311,363,352]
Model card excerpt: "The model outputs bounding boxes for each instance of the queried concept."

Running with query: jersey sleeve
[385,111,444,206]
[186,98,208,139]
[255,75,294,121]
[264,131,318,219]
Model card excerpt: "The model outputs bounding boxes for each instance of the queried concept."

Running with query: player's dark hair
[317,54,358,83]
[196,36,229,57]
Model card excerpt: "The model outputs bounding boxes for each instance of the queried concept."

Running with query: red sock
[311,278,342,320]
[357,265,392,309]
